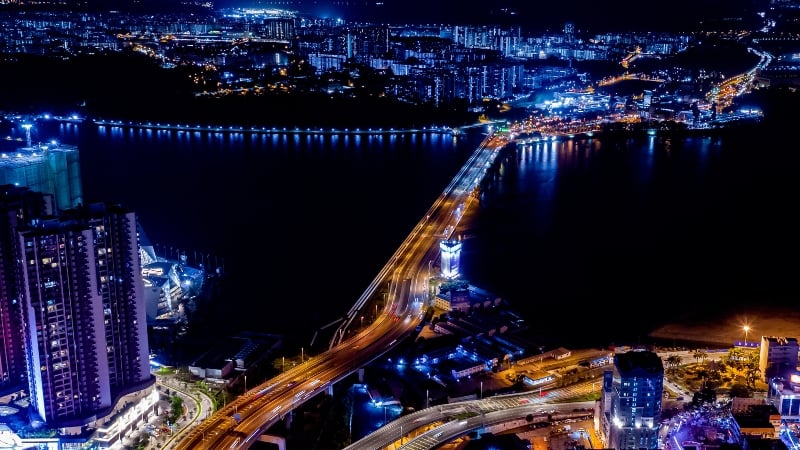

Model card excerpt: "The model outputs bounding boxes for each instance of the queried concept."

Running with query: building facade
[439,239,462,279]
[0,185,54,394]
[760,336,799,381]
[0,143,83,212]
[599,349,663,450]
[18,202,153,428]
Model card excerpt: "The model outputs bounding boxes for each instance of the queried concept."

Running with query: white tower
[439,240,462,279]
[21,123,32,148]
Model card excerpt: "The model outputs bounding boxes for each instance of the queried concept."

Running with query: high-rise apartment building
[16,202,153,427]
[0,185,54,394]
[599,349,663,450]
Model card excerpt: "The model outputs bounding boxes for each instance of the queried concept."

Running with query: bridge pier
[258,435,286,450]
[358,367,364,383]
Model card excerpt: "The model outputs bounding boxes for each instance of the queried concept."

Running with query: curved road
[172,128,509,450]
[347,380,599,450]
[349,350,721,449]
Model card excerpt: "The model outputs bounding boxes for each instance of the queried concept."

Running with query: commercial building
[768,375,800,419]
[760,336,799,381]
[730,398,781,440]
[598,349,663,450]
[439,239,462,279]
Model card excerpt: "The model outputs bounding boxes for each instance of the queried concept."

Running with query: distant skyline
[217,0,765,32]
[3,0,767,33]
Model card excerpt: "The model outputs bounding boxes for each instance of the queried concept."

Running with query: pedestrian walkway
[142,376,215,450]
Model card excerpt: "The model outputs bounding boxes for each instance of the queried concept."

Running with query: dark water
[13,119,800,356]
[462,126,800,349]
[25,120,481,351]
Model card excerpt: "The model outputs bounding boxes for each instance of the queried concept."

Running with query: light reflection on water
[8,119,795,349]
[35,120,485,339]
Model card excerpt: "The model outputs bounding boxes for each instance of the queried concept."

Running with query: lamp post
[244,375,247,393]
[743,325,750,346]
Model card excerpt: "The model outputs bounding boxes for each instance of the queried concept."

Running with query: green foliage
[167,395,184,424]
[729,383,752,398]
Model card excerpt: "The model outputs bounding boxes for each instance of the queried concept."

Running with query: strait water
[10,119,800,357]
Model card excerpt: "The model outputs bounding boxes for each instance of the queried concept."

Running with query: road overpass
[346,350,717,449]
[346,381,599,450]
[171,126,510,450]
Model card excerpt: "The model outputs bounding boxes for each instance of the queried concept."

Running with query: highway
[346,383,599,450]
[346,349,721,450]
[172,127,509,450]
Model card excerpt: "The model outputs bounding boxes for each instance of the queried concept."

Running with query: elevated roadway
[172,127,509,450]
[346,351,714,449]
[346,380,599,450]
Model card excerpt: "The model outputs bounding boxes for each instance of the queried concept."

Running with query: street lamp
[743,325,750,346]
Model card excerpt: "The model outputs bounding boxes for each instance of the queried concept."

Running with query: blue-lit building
[599,349,663,450]
[0,142,83,212]
[439,239,462,278]
[768,375,800,420]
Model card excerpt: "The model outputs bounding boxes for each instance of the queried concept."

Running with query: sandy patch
[648,308,800,347]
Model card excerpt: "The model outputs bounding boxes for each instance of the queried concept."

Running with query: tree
[693,349,708,365]
[729,383,751,399]
[168,395,184,424]
[665,354,682,375]
[727,348,746,369]
[745,366,761,389]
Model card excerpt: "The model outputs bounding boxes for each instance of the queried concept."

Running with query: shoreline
[647,308,800,349]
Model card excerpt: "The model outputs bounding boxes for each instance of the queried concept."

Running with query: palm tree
[693,349,708,365]
[745,366,761,389]
[665,354,682,375]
